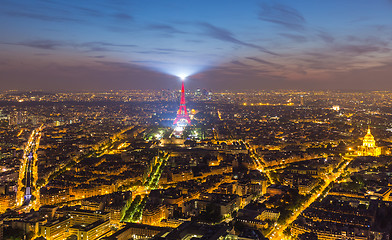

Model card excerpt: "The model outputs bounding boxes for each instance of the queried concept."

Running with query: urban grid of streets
[243,139,354,239]
[13,125,355,238]
[265,156,353,240]
[1,90,392,239]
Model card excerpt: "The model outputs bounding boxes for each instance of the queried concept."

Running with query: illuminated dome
[363,127,376,148]
[358,126,381,156]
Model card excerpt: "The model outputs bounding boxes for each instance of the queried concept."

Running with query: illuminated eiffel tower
[173,79,191,126]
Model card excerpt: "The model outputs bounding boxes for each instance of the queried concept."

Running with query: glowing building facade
[358,127,381,156]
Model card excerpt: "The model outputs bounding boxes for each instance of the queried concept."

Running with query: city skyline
[3,2,392,238]
[1,0,392,91]
[2,89,392,240]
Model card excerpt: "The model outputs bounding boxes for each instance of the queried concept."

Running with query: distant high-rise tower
[173,79,191,126]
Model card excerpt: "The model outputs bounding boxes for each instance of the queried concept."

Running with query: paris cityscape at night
[1,1,392,240]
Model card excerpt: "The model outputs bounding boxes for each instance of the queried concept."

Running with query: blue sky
[1,0,392,90]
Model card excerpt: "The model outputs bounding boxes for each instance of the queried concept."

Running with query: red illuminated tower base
[173,80,191,126]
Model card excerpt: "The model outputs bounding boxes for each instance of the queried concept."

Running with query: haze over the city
[1,0,392,91]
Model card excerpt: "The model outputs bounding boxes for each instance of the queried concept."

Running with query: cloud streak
[199,22,278,55]
[155,48,193,53]
[317,31,334,43]
[246,57,280,67]
[1,40,137,52]
[334,44,389,55]
[259,3,306,31]
[5,11,81,23]
[146,24,185,34]
[113,13,133,21]
[279,33,307,43]
[18,40,65,50]
[79,42,137,52]
[230,60,250,67]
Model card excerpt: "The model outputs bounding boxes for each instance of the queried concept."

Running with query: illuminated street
[16,126,43,210]
[266,157,353,240]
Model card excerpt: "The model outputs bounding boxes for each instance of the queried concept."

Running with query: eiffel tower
[173,78,191,126]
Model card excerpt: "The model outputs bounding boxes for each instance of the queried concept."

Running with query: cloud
[146,24,185,34]
[194,64,286,90]
[133,48,194,55]
[113,13,133,21]
[259,3,306,31]
[199,22,278,55]
[20,40,65,50]
[81,41,136,48]
[1,39,137,53]
[334,44,389,55]
[72,6,103,17]
[293,37,391,75]
[134,51,171,55]
[0,40,66,50]
[90,55,106,59]
[185,39,203,43]
[230,60,250,67]
[317,31,334,43]
[279,33,307,42]
[5,11,81,23]
[345,35,388,47]
[246,57,281,67]
[79,41,137,52]
[155,48,193,53]
[130,60,171,65]
[95,60,136,70]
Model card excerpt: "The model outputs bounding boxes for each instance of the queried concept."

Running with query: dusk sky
[1,0,392,91]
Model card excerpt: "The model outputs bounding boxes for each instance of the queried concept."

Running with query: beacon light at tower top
[176,73,188,81]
